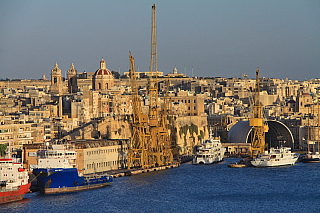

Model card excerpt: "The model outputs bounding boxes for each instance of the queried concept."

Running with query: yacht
[193,133,226,165]
[251,147,299,167]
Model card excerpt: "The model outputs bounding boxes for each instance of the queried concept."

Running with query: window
[29,152,37,157]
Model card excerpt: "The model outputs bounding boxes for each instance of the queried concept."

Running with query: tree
[0,144,6,156]
[111,71,120,79]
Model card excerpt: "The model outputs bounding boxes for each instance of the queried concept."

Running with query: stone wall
[173,115,208,155]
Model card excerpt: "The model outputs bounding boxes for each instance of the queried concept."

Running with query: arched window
[98,83,101,89]
[106,83,109,89]
[54,77,57,84]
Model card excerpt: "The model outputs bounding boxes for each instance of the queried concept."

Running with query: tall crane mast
[148,4,173,166]
[250,68,268,156]
[149,3,159,127]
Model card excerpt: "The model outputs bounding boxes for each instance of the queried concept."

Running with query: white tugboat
[251,147,299,167]
[193,130,226,165]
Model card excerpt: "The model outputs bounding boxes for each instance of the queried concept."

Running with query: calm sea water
[2,158,320,213]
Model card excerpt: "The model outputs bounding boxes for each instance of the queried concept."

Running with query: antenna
[192,66,194,78]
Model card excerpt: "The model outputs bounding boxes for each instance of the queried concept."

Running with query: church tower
[51,62,63,94]
[67,63,78,94]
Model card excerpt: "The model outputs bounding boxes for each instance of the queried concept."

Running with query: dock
[111,163,180,178]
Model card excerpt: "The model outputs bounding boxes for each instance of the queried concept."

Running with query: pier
[111,163,180,178]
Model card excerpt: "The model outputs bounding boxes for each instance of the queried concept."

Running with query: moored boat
[33,142,113,194]
[251,147,299,167]
[301,152,320,163]
[0,157,31,204]
[193,130,226,165]
[227,162,246,168]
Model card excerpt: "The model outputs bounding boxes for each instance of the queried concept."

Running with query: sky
[0,0,319,81]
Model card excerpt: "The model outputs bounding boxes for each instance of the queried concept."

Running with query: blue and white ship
[33,142,113,194]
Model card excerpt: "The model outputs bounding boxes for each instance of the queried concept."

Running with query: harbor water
[2,158,320,212]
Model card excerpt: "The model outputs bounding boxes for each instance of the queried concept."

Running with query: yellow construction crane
[148,4,173,167]
[250,68,269,156]
[128,4,173,169]
[128,52,150,169]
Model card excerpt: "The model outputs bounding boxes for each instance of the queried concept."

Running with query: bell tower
[67,63,78,93]
[51,62,63,94]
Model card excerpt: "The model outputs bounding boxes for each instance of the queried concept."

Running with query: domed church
[92,58,114,91]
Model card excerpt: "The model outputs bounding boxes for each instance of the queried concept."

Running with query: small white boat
[251,147,299,167]
[301,152,320,163]
[193,132,226,165]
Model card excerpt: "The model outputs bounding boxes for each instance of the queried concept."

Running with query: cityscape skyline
[1,0,319,81]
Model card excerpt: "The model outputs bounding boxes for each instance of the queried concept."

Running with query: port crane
[128,4,173,169]
[128,52,150,169]
[249,68,269,156]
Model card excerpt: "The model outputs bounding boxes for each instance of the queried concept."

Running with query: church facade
[50,58,114,95]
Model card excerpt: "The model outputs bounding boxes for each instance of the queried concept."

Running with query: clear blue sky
[0,0,319,80]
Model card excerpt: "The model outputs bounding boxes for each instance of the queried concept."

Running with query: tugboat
[0,150,31,204]
[33,141,113,194]
[193,129,226,165]
[251,147,299,167]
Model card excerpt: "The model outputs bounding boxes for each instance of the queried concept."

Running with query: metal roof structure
[228,120,295,149]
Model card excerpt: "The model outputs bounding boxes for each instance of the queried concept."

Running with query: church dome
[94,58,113,76]
[95,69,112,76]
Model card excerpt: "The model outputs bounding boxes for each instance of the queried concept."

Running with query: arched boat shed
[228,120,295,150]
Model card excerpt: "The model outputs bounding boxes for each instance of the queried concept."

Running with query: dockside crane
[250,68,269,156]
[148,4,173,167]
[128,4,174,169]
[128,52,151,169]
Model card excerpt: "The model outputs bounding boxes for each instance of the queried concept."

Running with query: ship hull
[301,158,320,163]
[33,168,113,194]
[192,157,224,165]
[301,154,320,163]
[0,182,31,204]
[251,158,297,167]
